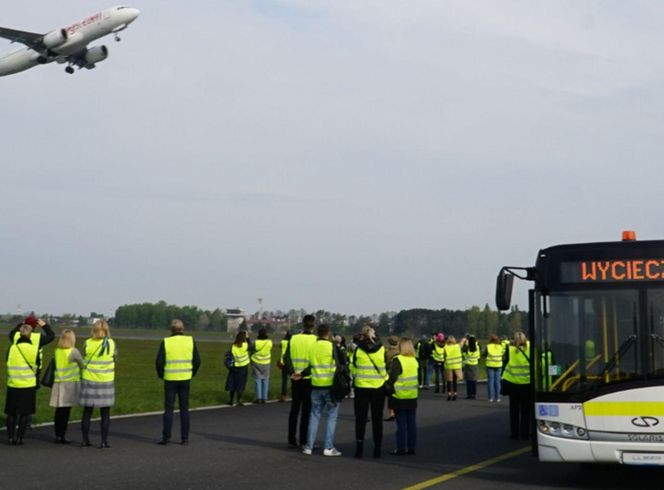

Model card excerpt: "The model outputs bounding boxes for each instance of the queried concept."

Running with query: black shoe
[447,394,452,401]
[180,439,189,446]
[452,394,457,401]
[100,441,111,449]
[508,435,518,440]
[157,439,169,445]
[355,441,363,458]
[81,440,92,447]
[391,449,407,456]
[373,447,381,459]
[406,450,416,455]
[56,438,72,445]
[15,439,24,446]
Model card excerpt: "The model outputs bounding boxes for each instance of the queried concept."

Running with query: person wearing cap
[351,325,387,458]
[80,319,117,448]
[49,329,84,444]
[431,333,446,393]
[156,319,201,445]
[5,324,41,445]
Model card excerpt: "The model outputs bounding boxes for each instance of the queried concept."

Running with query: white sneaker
[323,447,342,457]
[496,398,502,403]
[302,447,312,455]
[489,399,495,403]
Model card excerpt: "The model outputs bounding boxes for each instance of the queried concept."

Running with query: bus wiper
[589,334,637,391]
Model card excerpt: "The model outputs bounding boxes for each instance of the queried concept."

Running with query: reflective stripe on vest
[232,342,250,367]
[289,333,317,378]
[464,346,481,366]
[443,344,462,370]
[7,343,38,388]
[352,347,387,388]
[432,344,445,362]
[164,335,194,381]
[393,355,419,400]
[502,346,530,384]
[55,347,80,383]
[81,338,116,383]
[251,339,273,365]
[486,343,504,368]
[310,340,335,388]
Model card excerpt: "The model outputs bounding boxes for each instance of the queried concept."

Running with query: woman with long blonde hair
[79,320,117,448]
[49,329,84,444]
[387,338,419,455]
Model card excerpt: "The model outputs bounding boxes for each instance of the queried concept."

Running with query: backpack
[331,346,351,402]
[224,350,234,369]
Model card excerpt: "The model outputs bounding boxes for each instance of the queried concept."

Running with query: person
[443,336,463,401]
[334,335,349,367]
[251,328,273,404]
[502,331,532,440]
[350,325,387,458]
[49,329,84,444]
[462,335,480,399]
[284,314,317,448]
[300,324,342,456]
[431,333,445,393]
[484,334,505,402]
[5,324,41,445]
[156,319,201,445]
[80,319,117,448]
[388,337,419,455]
[278,331,292,402]
[226,330,250,406]
[384,336,399,422]
[415,335,432,389]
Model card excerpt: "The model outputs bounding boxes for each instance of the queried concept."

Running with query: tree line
[113,301,227,331]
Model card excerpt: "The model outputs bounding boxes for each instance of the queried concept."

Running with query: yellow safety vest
[351,346,387,389]
[7,342,39,388]
[82,338,116,383]
[289,333,317,378]
[309,340,335,388]
[464,346,481,366]
[54,347,80,383]
[164,335,194,381]
[280,339,288,364]
[252,339,273,365]
[443,344,462,370]
[393,355,418,400]
[502,345,530,384]
[485,343,504,368]
[231,342,250,367]
[432,343,445,362]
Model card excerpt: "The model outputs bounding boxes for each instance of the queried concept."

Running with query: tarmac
[2,386,663,490]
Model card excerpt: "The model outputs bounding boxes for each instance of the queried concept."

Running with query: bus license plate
[623,452,664,466]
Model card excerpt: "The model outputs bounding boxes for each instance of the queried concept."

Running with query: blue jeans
[305,388,339,450]
[487,367,502,400]
[255,378,269,401]
[395,409,416,452]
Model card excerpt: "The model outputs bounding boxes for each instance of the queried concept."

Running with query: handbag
[41,358,55,388]
[224,350,234,369]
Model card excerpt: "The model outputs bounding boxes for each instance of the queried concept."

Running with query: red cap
[24,314,38,327]
[622,230,637,241]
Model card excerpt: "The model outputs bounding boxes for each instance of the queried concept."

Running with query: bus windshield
[535,290,641,395]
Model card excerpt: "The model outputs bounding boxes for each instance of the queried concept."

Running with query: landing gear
[114,33,122,42]
[65,66,74,74]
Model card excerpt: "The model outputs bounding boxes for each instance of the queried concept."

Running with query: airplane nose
[128,8,140,22]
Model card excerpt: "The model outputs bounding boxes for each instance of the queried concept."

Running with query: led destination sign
[560,259,664,284]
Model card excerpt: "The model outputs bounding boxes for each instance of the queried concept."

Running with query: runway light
[622,231,637,241]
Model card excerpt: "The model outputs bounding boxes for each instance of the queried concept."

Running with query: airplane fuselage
[0,6,139,76]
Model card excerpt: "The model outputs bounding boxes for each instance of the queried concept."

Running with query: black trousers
[163,380,191,441]
[82,406,111,443]
[354,387,385,448]
[281,368,289,397]
[54,407,72,439]
[433,363,444,392]
[509,390,532,438]
[288,378,312,445]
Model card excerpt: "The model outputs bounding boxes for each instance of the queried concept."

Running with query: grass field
[0,330,288,426]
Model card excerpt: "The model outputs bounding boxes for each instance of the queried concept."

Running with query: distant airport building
[226,308,246,334]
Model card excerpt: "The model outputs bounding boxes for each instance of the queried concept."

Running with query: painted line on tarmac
[403,446,530,490]
[0,399,284,431]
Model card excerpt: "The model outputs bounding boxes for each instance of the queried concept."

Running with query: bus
[496,231,664,465]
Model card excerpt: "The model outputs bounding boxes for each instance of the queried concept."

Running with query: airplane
[0,5,140,76]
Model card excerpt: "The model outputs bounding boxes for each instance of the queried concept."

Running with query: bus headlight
[537,420,588,440]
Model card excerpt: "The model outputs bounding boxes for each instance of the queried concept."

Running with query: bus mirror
[496,269,514,311]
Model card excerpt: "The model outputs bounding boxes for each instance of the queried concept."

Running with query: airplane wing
[0,27,43,47]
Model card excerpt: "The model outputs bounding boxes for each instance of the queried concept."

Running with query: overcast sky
[2,1,664,317]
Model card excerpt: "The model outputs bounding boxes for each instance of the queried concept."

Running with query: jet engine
[42,28,68,48]
[84,45,108,64]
